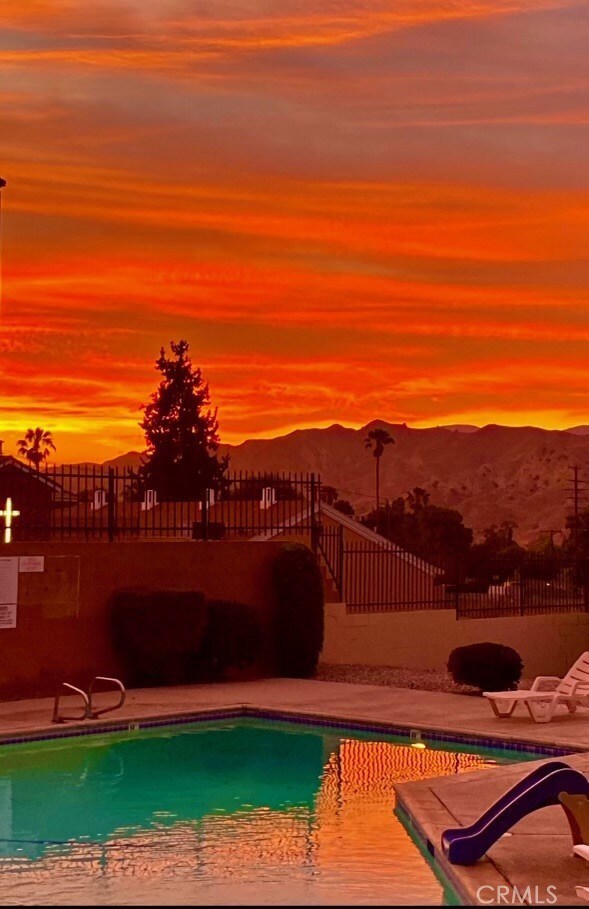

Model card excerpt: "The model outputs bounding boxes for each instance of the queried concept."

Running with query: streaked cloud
[0,1,587,461]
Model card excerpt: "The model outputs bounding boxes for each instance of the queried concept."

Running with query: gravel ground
[316,662,532,695]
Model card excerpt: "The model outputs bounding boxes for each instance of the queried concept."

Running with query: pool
[0,718,539,905]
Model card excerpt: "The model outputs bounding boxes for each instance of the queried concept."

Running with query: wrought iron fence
[0,461,321,542]
[318,527,450,612]
[454,553,589,618]
[317,526,589,617]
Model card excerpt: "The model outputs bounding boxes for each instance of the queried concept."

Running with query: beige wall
[0,541,282,699]
[322,602,589,678]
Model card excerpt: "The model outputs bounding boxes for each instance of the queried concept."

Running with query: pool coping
[395,794,475,906]
[0,703,579,757]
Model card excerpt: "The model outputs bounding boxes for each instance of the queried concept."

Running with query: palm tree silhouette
[365,428,394,511]
[17,428,56,471]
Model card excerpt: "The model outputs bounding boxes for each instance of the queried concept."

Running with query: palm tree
[365,428,394,511]
[17,428,56,471]
[406,486,430,513]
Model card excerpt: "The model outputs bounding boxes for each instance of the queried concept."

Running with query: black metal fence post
[338,523,345,601]
[201,490,208,541]
[454,555,460,617]
[107,467,116,542]
[310,473,319,552]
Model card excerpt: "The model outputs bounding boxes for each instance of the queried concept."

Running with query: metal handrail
[87,676,126,719]
[52,683,90,724]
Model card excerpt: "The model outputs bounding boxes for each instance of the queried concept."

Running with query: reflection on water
[0,720,520,905]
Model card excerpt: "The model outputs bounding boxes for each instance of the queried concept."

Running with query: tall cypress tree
[139,340,228,500]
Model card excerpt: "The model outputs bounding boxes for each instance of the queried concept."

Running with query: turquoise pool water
[0,719,536,905]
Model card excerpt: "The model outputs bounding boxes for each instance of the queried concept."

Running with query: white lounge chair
[574,845,589,862]
[484,652,589,723]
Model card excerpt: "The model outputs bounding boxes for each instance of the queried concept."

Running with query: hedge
[272,543,324,678]
[111,589,262,687]
[201,599,262,680]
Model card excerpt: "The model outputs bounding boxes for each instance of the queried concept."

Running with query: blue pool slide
[441,761,589,865]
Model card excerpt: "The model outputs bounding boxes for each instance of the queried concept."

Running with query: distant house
[0,442,74,540]
[30,475,311,542]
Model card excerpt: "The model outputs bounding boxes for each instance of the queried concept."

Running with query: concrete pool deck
[1,677,589,905]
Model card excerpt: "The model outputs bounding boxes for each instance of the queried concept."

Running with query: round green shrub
[447,642,523,692]
[272,543,324,678]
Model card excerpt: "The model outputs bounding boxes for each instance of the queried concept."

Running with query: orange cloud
[0,0,587,461]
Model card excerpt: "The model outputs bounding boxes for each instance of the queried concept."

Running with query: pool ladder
[52,676,126,724]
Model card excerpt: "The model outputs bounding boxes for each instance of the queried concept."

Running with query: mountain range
[102,422,589,545]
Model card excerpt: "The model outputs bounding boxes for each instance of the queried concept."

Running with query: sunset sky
[0,0,587,462]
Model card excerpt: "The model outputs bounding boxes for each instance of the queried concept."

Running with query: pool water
[0,719,535,905]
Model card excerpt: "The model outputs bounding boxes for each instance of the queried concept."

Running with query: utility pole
[566,464,589,553]
[542,529,561,552]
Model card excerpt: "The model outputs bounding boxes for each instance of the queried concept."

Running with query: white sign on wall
[0,557,18,629]
[19,556,45,573]
[0,604,16,629]
[0,557,18,605]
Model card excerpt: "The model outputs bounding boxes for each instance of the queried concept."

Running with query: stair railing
[52,683,90,724]
[87,676,126,718]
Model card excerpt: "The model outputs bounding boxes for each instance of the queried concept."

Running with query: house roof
[46,495,310,538]
[0,457,76,503]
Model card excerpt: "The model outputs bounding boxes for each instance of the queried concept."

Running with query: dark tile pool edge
[243,707,576,757]
[0,704,577,757]
[0,707,245,746]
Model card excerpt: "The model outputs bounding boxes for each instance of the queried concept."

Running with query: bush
[272,544,324,678]
[111,588,208,686]
[447,642,523,692]
[202,600,262,680]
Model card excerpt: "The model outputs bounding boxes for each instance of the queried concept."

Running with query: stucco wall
[0,541,282,699]
[322,602,589,678]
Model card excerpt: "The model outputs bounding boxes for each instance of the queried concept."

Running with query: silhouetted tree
[364,427,394,511]
[333,499,355,517]
[406,486,430,513]
[17,428,56,470]
[319,484,355,515]
[564,508,589,586]
[139,340,228,500]
[565,509,589,556]
[362,496,405,538]
[465,522,525,585]
[321,485,339,506]
[362,490,472,564]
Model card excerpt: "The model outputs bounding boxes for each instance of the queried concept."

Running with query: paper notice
[0,557,18,605]
[0,603,16,629]
[19,556,45,573]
